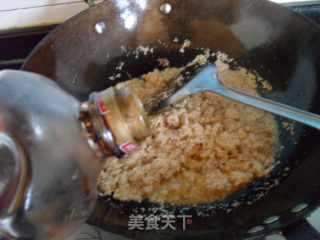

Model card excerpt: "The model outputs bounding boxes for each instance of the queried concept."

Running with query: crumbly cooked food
[98,60,279,205]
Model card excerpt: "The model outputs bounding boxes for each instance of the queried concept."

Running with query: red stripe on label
[98,93,110,115]
[119,141,139,153]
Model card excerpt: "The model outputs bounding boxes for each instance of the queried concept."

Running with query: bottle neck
[79,86,151,157]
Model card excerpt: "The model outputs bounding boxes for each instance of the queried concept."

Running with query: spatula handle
[213,76,320,130]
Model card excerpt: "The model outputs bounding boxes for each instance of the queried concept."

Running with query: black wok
[22,0,320,239]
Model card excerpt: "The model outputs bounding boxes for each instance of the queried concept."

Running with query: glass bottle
[0,70,151,240]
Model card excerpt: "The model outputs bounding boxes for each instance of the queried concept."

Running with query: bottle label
[119,141,139,153]
[98,93,110,115]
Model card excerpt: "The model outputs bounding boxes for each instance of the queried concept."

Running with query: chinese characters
[128,214,192,231]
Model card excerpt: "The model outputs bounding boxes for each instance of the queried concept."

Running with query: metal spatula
[147,64,320,130]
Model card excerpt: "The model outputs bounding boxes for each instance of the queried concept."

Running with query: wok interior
[87,45,320,237]
[22,0,320,237]
[89,46,313,210]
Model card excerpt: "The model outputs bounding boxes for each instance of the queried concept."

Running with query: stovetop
[1,2,320,240]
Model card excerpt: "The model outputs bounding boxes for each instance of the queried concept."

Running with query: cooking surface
[1,2,320,240]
